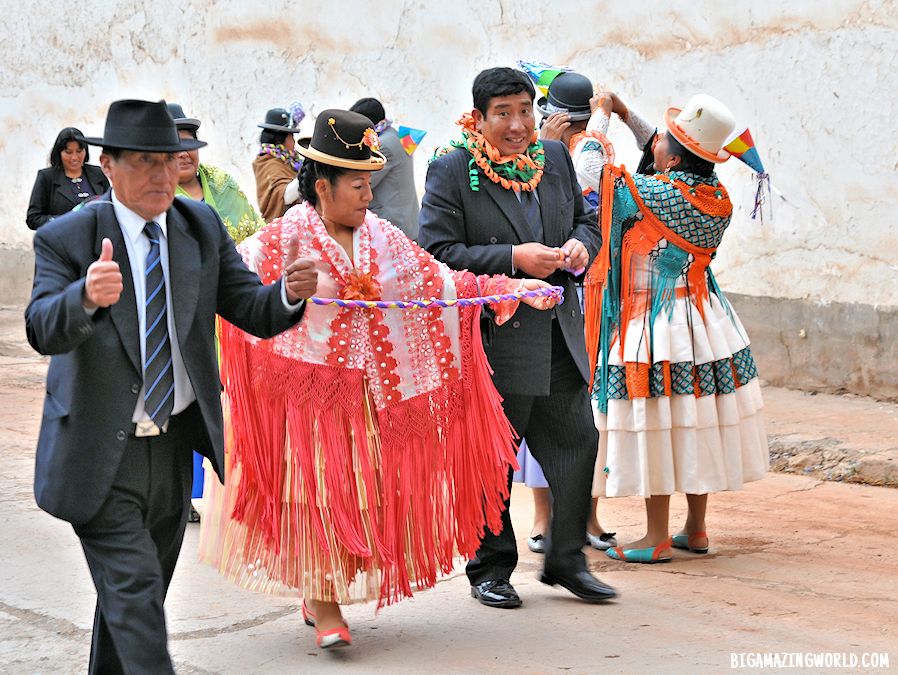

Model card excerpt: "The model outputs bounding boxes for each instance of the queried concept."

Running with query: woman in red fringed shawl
[199,110,557,649]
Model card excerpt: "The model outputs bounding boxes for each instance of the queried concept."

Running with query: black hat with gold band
[296,109,386,171]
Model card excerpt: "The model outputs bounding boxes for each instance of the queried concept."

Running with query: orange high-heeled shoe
[301,600,316,627]
[316,622,352,649]
[304,601,352,648]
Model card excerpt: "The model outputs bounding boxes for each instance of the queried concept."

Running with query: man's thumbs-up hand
[83,238,123,310]
[283,233,318,304]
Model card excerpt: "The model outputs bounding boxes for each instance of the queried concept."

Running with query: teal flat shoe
[606,539,673,564]
[671,531,709,554]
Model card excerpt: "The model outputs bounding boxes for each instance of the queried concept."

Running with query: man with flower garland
[419,66,617,607]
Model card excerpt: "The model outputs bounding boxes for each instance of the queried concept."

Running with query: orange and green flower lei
[433,113,545,192]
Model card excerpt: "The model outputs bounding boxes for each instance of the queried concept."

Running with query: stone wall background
[3,1,897,394]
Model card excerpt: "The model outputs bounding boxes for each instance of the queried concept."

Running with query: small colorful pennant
[516,60,570,96]
[725,127,772,221]
[398,125,427,156]
[725,127,764,174]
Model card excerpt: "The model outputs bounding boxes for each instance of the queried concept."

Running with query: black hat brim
[296,137,386,171]
[536,97,592,122]
[80,136,207,152]
[172,118,202,132]
[258,123,302,133]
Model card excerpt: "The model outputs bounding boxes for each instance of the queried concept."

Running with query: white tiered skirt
[592,289,769,498]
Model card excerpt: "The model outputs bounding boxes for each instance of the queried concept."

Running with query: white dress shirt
[110,191,196,423]
[83,193,302,423]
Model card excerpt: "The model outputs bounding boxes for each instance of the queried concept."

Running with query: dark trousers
[73,404,200,675]
[466,323,598,584]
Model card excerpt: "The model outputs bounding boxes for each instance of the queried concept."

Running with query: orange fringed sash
[584,164,619,387]
[658,174,733,217]
[584,166,724,390]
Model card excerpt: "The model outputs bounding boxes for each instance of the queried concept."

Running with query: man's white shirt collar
[110,190,168,242]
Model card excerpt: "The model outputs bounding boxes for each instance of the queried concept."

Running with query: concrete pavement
[1,306,895,674]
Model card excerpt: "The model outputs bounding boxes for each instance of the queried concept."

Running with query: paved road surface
[1,308,895,673]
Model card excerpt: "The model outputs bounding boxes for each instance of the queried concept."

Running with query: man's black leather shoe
[470,579,522,608]
[539,569,617,602]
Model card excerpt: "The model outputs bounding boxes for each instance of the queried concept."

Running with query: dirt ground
[0,306,895,674]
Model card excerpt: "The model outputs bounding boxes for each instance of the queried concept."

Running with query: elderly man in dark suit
[25,99,318,674]
[418,67,617,607]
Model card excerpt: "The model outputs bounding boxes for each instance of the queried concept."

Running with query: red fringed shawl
[216,203,520,606]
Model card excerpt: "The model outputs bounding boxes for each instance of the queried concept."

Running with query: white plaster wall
[4,0,896,307]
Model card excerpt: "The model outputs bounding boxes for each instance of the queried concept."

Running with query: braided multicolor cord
[308,285,564,310]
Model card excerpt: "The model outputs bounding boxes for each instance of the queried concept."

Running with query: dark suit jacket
[26,164,110,230]
[369,127,420,239]
[418,140,600,396]
[25,193,304,525]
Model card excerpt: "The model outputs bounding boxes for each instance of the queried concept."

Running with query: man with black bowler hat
[25,99,318,673]
[418,67,617,607]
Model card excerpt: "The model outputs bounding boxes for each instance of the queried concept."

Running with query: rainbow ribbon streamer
[309,285,564,310]
[516,60,570,96]
[398,126,427,155]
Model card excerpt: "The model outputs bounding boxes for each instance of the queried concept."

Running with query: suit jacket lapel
[166,206,199,350]
[86,166,108,196]
[53,170,82,208]
[94,196,141,375]
[481,179,533,244]
[536,156,563,247]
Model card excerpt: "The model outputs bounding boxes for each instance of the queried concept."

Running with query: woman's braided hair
[298,158,347,206]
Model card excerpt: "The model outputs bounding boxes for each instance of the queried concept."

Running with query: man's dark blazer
[25,193,303,526]
[418,140,600,396]
[26,164,110,230]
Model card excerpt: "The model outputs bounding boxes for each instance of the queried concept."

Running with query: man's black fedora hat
[536,72,594,122]
[296,109,385,171]
[258,107,302,133]
[81,99,207,152]
[166,102,201,133]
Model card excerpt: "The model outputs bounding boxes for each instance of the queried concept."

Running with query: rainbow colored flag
[398,126,427,156]
[516,60,570,96]
[725,128,765,174]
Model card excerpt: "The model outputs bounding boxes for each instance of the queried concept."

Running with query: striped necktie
[142,221,174,429]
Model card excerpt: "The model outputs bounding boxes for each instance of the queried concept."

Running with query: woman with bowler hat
[253,106,304,221]
[200,109,559,650]
[169,103,265,244]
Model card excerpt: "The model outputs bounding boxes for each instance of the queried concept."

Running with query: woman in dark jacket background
[26,127,109,230]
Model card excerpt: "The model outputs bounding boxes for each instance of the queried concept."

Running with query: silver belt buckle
[134,420,168,437]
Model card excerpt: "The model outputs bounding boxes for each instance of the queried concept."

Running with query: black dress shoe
[188,505,201,523]
[539,568,617,602]
[470,579,522,608]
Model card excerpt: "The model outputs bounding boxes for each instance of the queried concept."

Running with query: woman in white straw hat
[584,94,769,563]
